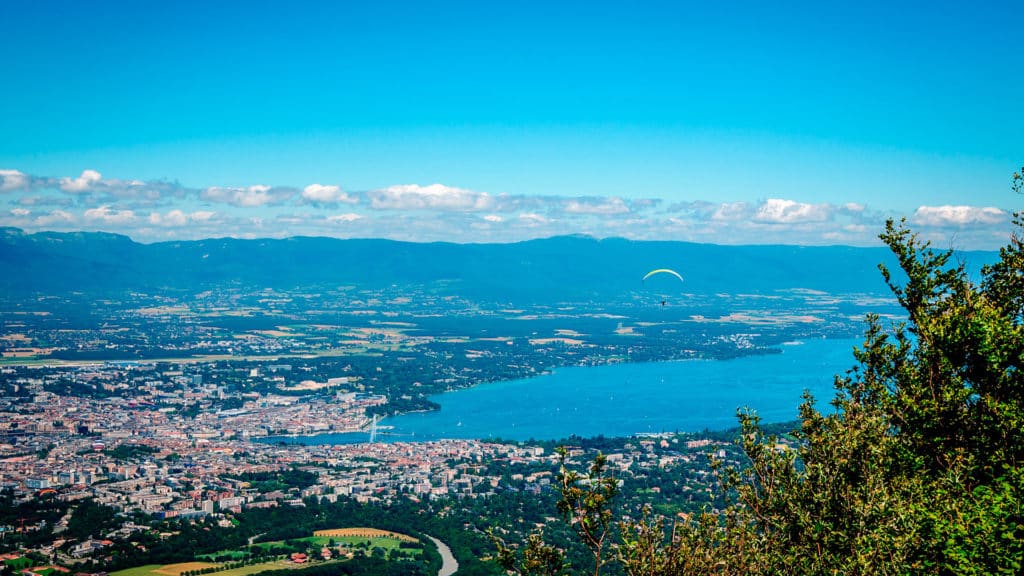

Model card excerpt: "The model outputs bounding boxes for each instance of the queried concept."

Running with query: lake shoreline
[260,338,859,446]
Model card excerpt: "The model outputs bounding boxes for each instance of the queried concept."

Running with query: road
[426,535,459,576]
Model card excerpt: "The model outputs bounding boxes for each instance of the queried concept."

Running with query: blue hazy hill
[0,227,998,301]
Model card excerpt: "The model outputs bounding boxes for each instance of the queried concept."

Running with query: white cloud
[201,185,294,207]
[60,169,104,193]
[711,202,751,221]
[84,205,137,224]
[147,210,179,225]
[563,197,630,215]
[630,198,661,210]
[368,183,496,211]
[147,208,210,226]
[0,169,30,192]
[518,212,549,225]
[327,213,363,223]
[302,183,356,204]
[105,180,179,202]
[654,198,890,246]
[19,169,186,203]
[0,167,1012,249]
[753,198,832,223]
[912,205,1007,227]
[35,210,75,226]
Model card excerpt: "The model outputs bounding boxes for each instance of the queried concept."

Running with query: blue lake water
[272,338,861,444]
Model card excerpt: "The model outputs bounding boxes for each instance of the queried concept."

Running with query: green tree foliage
[554,449,620,576]
[493,529,568,576]
[494,448,620,576]
[507,177,1023,575]
[66,498,121,540]
[224,468,319,492]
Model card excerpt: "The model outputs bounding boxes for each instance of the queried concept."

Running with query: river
[426,535,458,576]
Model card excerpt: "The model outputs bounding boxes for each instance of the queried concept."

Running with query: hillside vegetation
[2,227,996,302]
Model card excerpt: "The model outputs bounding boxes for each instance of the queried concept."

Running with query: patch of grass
[5,558,34,570]
[110,564,166,576]
[148,562,219,576]
[195,552,248,562]
[118,528,424,576]
[201,560,294,576]
[312,528,417,542]
[252,534,418,556]
[328,536,410,553]
[112,561,298,576]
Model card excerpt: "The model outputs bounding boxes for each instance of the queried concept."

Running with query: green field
[3,558,34,571]
[111,560,298,576]
[110,564,172,576]
[188,561,299,576]
[195,551,248,561]
[119,528,423,576]
[311,535,411,553]
[245,534,414,555]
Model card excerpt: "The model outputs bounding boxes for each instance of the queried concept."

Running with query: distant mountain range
[0,227,999,301]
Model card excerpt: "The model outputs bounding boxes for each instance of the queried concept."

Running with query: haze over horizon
[1,1,1021,249]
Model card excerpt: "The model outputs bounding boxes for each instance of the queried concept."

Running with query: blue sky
[1,0,1021,248]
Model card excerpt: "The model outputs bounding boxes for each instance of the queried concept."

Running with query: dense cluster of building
[0,360,744,572]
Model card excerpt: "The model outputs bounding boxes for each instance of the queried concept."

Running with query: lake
[271,338,861,444]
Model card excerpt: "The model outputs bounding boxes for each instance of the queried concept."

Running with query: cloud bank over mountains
[0,168,1014,249]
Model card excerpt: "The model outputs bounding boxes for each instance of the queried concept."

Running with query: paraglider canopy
[642,268,684,283]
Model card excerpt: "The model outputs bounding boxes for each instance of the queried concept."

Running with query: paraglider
[642,268,684,283]
[642,268,683,306]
